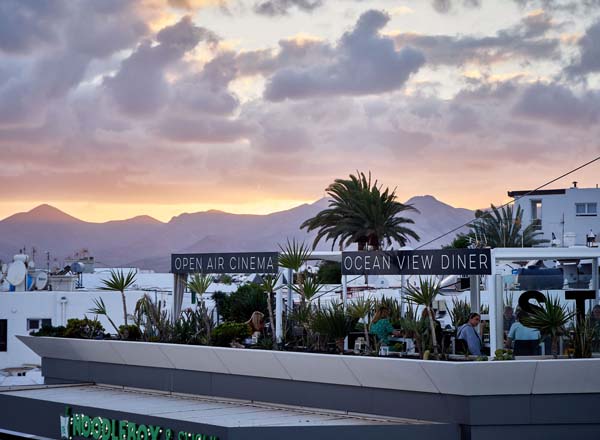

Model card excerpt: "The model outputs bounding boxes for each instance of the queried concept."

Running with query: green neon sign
[60,407,219,440]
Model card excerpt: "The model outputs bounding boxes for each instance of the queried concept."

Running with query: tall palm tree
[470,204,547,248]
[259,273,280,347]
[301,171,420,250]
[100,269,137,327]
[405,277,441,358]
[186,273,214,341]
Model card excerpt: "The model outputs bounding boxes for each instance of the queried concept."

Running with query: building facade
[509,185,600,247]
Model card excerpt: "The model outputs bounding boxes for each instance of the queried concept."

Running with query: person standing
[457,313,482,356]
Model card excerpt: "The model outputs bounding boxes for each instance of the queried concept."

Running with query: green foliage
[571,317,595,358]
[521,295,574,356]
[212,322,251,347]
[64,318,105,339]
[133,294,172,342]
[99,269,137,326]
[89,297,120,336]
[213,284,269,323]
[317,261,342,284]
[373,296,401,324]
[470,204,548,248]
[449,298,471,328]
[118,325,142,341]
[292,276,323,302]
[278,238,312,271]
[405,278,441,357]
[442,233,472,249]
[30,324,66,337]
[494,349,514,361]
[172,308,213,345]
[186,273,213,304]
[311,303,358,351]
[300,171,420,250]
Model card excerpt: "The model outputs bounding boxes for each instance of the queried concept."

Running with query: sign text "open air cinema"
[342,249,492,276]
[171,252,279,274]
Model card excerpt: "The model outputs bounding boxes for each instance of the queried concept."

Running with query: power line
[415,155,600,249]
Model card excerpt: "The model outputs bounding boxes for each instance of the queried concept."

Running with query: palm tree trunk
[121,291,128,327]
[427,306,439,358]
[551,335,559,357]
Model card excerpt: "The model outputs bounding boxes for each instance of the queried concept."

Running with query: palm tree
[99,269,137,327]
[279,239,312,304]
[470,204,547,248]
[186,273,213,341]
[301,171,419,250]
[89,297,120,336]
[405,277,441,358]
[521,295,574,357]
[259,273,280,347]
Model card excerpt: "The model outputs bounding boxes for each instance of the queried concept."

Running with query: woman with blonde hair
[246,311,265,337]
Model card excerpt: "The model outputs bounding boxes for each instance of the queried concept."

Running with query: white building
[509,183,600,247]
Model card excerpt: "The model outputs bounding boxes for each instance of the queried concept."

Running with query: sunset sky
[1,0,600,222]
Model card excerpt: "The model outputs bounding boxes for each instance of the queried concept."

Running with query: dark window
[27,318,51,331]
[576,203,597,216]
[0,320,7,352]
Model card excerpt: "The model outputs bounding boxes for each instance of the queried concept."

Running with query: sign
[341,249,492,276]
[171,252,279,274]
[62,409,219,440]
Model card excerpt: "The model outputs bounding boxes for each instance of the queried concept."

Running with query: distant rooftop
[507,189,566,198]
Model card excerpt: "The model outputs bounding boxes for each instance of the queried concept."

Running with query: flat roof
[507,189,566,197]
[2,385,430,428]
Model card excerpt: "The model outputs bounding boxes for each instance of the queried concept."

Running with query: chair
[513,339,541,356]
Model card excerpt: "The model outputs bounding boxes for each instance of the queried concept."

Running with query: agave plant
[348,296,374,350]
[259,273,280,347]
[400,301,428,357]
[405,277,441,357]
[292,276,323,303]
[311,302,358,353]
[571,316,595,359]
[99,269,137,327]
[521,295,574,357]
[134,294,171,342]
[448,298,471,328]
[186,273,214,341]
[89,297,120,336]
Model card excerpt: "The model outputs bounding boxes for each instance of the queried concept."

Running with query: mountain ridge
[0,196,474,271]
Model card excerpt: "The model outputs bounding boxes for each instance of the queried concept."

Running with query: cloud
[263,10,425,101]
[254,0,323,16]
[155,116,252,142]
[566,20,600,76]
[431,0,481,14]
[393,11,560,66]
[103,16,218,116]
[513,82,600,126]
[513,0,600,13]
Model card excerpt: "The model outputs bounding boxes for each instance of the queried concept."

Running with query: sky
[1,0,600,222]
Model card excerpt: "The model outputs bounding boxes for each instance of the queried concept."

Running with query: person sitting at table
[503,306,516,334]
[245,311,265,339]
[457,313,482,356]
[370,306,399,346]
[506,311,540,355]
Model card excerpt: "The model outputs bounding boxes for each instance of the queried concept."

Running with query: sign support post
[276,268,284,344]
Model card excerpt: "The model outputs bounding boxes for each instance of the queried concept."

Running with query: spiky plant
[448,298,471,328]
[405,277,441,357]
[186,273,213,305]
[134,294,171,342]
[300,171,420,250]
[89,297,120,336]
[348,296,374,349]
[99,269,137,327]
[292,276,323,303]
[521,295,574,357]
[259,273,280,347]
[311,302,358,353]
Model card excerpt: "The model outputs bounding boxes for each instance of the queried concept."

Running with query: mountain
[0,196,473,271]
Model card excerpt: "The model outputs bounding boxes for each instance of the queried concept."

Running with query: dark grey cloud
[263,10,425,101]
[566,20,600,77]
[254,0,323,16]
[431,0,481,14]
[393,12,559,66]
[0,0,67,54]
[104,16,218,116]
[513,82,600,126]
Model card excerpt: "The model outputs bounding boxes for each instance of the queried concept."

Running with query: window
[27,318,51,331]
[531,200,542,228]
[0,320,6,352]
[576,203,598,216]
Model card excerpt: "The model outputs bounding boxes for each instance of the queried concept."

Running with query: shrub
[212,322,251,347]
[213,284,269,323]
[317,261,341,284]
[119,325,142,341]
[30,325,66,337]
[64,318,105,339]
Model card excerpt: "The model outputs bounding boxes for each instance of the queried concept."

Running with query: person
[456,313,482,355]
[591,305,600,326]
[370,306,398,346]
[245,311,265,340]
[503,306,516,334]
[587,229,596,247]
[507,311,541,355]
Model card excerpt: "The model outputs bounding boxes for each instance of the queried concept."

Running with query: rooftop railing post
[488,250,502,356]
